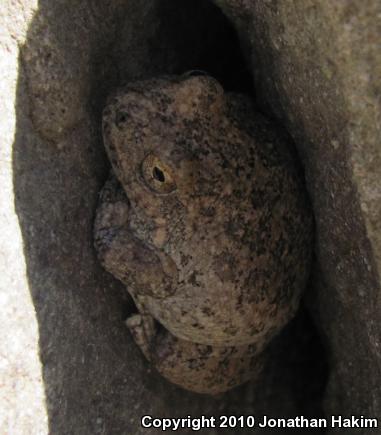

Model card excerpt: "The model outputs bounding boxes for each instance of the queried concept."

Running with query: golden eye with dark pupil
[153,166,165,182]
[141,154,176,194]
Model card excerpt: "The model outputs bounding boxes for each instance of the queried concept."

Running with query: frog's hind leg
[147,325,264,394]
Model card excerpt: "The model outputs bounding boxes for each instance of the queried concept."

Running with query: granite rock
[2,0,379,433]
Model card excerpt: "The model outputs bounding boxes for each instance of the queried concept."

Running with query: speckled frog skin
[94,73,313,394]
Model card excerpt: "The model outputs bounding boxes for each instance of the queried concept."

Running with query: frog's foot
[126,313,156,360]
[150,326,264,394]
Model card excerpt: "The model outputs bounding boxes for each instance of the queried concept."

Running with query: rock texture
[1,1,324,434]
[1,0,379,433]
[215,0,381,430]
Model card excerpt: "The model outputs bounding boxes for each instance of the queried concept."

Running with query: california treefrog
[94,73,313,394]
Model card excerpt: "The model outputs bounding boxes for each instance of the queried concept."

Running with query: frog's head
[102,74,227,252]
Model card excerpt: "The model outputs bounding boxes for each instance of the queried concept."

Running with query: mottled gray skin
[94,74,313,394]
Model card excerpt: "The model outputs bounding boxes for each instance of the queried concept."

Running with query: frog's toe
[126,313,156,360]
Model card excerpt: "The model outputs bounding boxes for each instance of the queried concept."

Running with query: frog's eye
[141,154,177,194]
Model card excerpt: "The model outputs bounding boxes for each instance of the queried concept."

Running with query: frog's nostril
[153,166,165,182]
[116,111,128,125]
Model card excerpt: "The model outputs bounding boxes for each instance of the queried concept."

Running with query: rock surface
[0,0,379,433]
[216,0,381,431]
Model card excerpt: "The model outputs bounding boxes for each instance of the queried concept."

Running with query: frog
[94,72,313,394]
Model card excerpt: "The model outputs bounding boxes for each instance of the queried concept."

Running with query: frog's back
[143,98,313,346]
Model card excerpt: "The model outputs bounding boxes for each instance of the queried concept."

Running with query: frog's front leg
[125,296,157,361]
[94,173,177,299]
[126,314,156,360]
